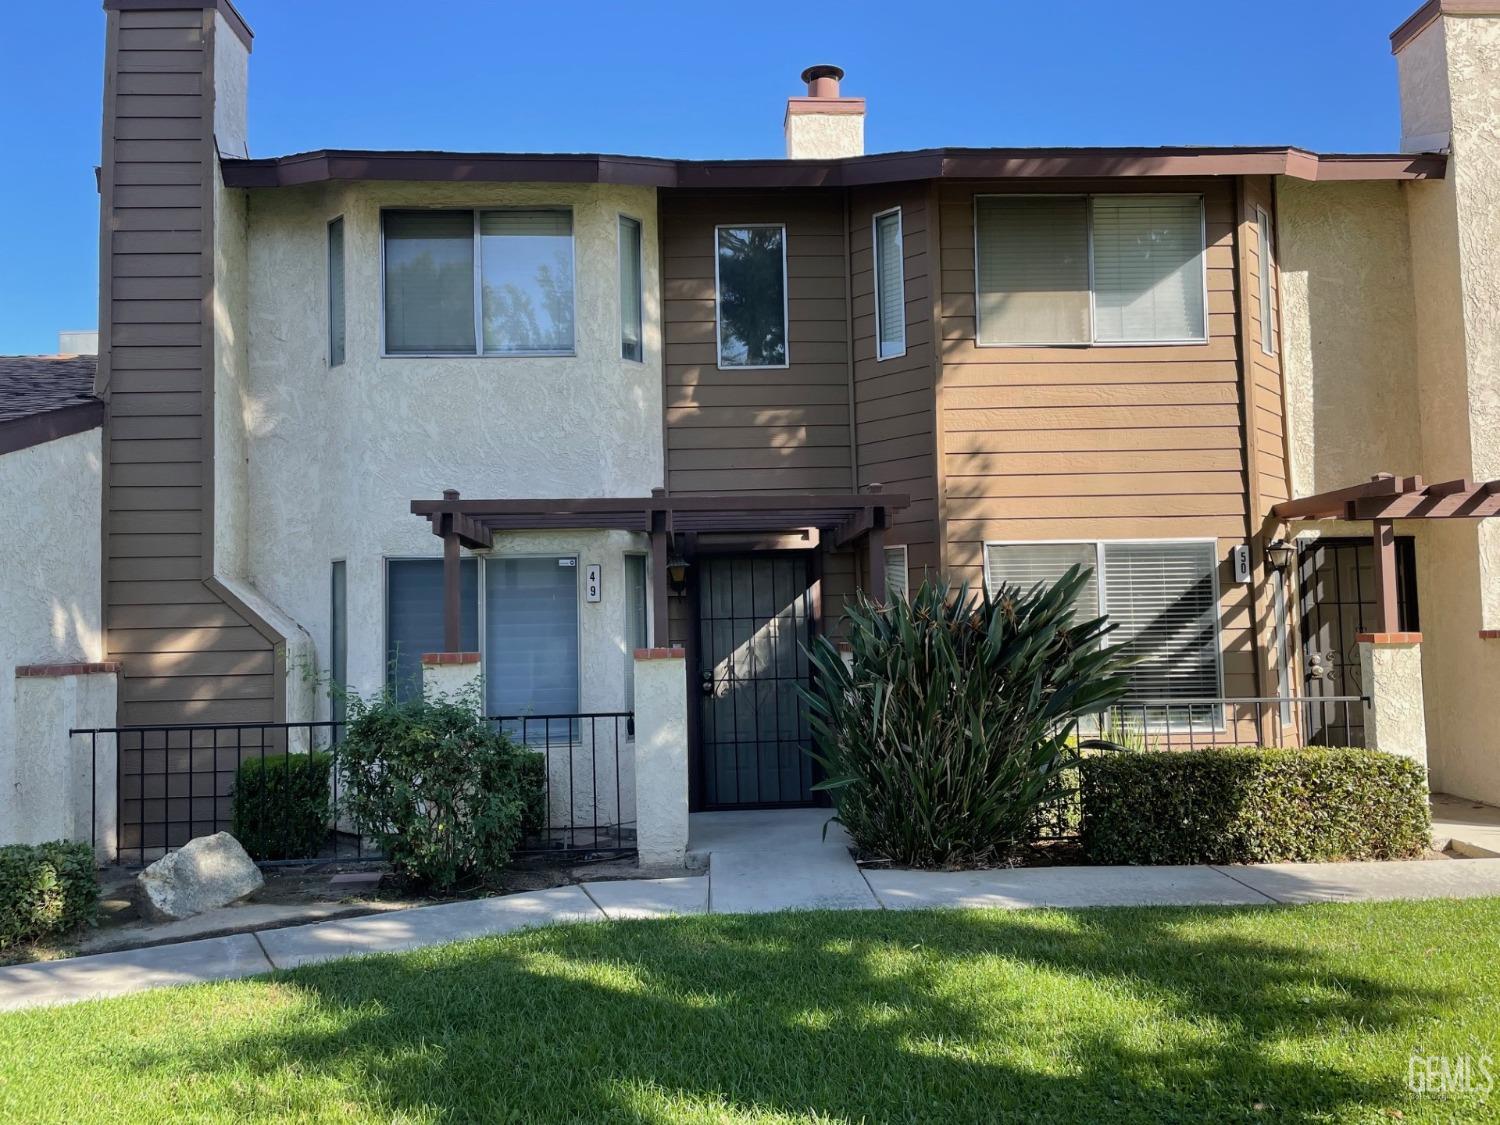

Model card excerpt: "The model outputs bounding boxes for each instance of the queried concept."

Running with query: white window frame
[378,205,578,360]
[383,553,585,721]
[1256,204,1277,357]
[883,543,909,601]
[618,213,644,364]
[972,192,1209,349]
[981,537,1224,728]
[872,206,907,361]
[713,222,790,371]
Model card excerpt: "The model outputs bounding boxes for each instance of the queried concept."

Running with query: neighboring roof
[220,145,1445,190]
[0,355,104,456]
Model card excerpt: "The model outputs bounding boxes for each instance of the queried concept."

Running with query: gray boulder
[137,832,264,921]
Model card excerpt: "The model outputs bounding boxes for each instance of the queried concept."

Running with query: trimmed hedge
[1079,747,1431,865]
[231,752,333,861]
[0,841,98,950]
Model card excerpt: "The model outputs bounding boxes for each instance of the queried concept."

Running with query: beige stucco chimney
[784,65,865,159]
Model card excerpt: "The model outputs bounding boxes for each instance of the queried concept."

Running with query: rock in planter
[137,832,264,921]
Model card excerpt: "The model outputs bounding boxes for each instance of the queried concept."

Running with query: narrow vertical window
[327,217,345,367]
[715,224,788,368]
[1256,205,1277,356]
[883,544,909,601]
[624,554,648,706]
[620,215,644,362]
[330,560,347,726]
[873,209,906,359]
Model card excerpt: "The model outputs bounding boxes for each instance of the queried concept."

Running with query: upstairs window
[873,208,906,359]
[382,208,575,357]
[975,194,1206,346]
[620,215,644,362]
[716,224,788,368]
[327,217,345,366]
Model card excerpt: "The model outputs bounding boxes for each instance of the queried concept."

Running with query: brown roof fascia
[222,146,1445,189]
[103,0,252,49]
[1392,0,1500,53]
[0,400,105,457]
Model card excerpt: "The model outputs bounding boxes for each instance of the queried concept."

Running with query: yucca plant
[800,569,1134,868]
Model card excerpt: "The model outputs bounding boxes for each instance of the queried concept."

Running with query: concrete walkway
[1432,791,1500,857]
[7,809,1500,1012]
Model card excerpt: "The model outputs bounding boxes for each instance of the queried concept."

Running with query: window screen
[1091,196,1206,343]
[385,558,479,701]
[874,210,905,358]
[975,196,1091,345]
[716,225,787,367]
[1256,206,1276,356]
[480,210,575,355]
[620,215,644,362]
[327,217,345,367]
[983,542,1101,620]
[884,544,909,602]
[382,210,476,355]
[484,557,580,739]
[1100,540,1219,708]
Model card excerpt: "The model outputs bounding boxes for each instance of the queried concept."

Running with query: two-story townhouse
[29,0,1486,862]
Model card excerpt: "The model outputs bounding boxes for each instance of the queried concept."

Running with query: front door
[695,554,818,809]
[1298,536,1419,745]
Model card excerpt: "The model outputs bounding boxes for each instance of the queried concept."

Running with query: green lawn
[2,901,1499,1123]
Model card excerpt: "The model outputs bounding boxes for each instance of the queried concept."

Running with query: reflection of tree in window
[482,247,574,354]
[718,227,786,366]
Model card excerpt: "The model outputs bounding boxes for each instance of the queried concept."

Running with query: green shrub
[801,571,1134,868]
[340,688,547,890]
[0,841,97,950]
[1079,747,1431,865]
[231,752,333,861]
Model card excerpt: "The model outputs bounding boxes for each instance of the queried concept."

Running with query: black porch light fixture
[1265,539,1297,573]
[666,550,691,593]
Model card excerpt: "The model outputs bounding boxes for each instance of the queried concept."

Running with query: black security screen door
[696,554,818,808]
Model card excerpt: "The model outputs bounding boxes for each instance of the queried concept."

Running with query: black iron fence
[1032,695,1370,842]
[71,711,635,868]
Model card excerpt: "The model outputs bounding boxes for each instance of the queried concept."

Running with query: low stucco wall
[0,429,103,843]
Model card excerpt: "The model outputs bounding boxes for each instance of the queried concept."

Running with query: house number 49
[586,564,602,603]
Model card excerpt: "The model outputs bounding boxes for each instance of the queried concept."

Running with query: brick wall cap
[15,662,121,678]
[634,647,686,661]
[1356,632,1424,645]
[420,652,481,665]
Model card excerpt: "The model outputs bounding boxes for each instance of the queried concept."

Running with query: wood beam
[867,524,887,605]
[442,518,462,653]
[650,528,670,647]
[1271,473,1418,520]
[1372,518,1398,634]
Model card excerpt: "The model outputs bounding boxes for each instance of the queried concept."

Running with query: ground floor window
[385,557,579,732]
[984,539,1221,722]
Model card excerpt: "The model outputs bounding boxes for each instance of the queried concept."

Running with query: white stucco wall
[785,113,865,159]
[240,181,664,714]
[0,429,103,839]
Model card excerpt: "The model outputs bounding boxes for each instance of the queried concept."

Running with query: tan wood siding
[100,7,276,727]
[660,192,854,496]
[849,186,939,591]
[936,179,1260,700]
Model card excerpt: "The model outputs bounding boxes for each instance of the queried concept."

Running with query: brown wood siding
[100,7,277,727]
[935,179,1261,701]
[1242,176,1291,517]
[660,192,854,496]
[848,186,939,593]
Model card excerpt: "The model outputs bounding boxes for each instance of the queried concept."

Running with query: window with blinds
[1256,205,1276,356]
[873,209,906,359]
[975,196,1091,345]
[974,194,1205,345]
[1091,196,1206,343]
[1099,541,1220,711]
[983,540,1221,720]
[382,208,576,356]
[983,542,1100,620]
[327,217,345,367]
[884,544,909,601]
[385,558,479,701]
[483,557,580,739]
[619,215,644,362]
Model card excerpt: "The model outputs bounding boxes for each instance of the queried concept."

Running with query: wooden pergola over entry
[1273,472,1500,634]
[412,487,910,652]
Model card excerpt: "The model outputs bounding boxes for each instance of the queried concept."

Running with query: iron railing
[71,711,635,868]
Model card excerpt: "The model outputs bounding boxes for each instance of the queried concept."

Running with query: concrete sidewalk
[6,809,1500,1013]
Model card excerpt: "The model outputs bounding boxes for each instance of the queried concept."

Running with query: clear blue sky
[0,0,1421,355]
